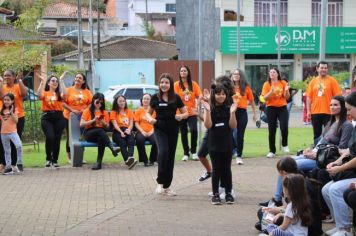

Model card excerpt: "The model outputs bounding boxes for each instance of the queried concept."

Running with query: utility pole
[89,0,96,93]
[319,0,327,61]
[77,0,84,69]
[198,0,203,141]
[145,0,148,26]
[276,0,281,71]
[97,0,101,60]
[236,0,241,68]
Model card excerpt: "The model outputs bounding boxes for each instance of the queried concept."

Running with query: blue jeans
[322,178,356,229]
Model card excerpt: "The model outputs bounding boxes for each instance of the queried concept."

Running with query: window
[166,4,176,12]
[59,25,78,35]
[145,88,158,95]
[124,89,143,100]
[254,0,288,26]
[312,0,343,26]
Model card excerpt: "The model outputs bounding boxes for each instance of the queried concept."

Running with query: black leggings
[41,111,66,163]
[234,108,248,157]
[266,106,288,153]
[136,132,157,163]
[155,124,179,189]
[209,150,232,195]
[0,117,25,165]
[179,116,198,155]
[84,128,111,162]
[311,114,331,145]
[112,128,135,162]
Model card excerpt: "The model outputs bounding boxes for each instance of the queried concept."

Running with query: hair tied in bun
[211,84,216,90]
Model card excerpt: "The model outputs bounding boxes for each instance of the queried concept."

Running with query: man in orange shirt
[306,61,342,144]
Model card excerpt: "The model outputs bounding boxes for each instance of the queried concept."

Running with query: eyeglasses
[75,76,84,80]
[50,80,58,83]
[95,100,103,105]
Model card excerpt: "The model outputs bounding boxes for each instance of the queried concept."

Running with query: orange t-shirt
[110,109,134,128]
[63,87,93,119]
[306,75,342,115]
[261,80,288,107]
[0,109,18,134]
[81,108,109,130]
[174,81,202,116]
[40,91,63,111]
[233,86,254,109]
[134,107,156,133]
[0,84,25,118]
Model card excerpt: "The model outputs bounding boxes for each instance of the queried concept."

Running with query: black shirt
[150,93,184,120]
[208,105,233,152]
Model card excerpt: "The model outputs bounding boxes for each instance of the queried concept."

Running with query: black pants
[0,117,25,165]
[209,151,232,195]
[266,106,288,153]
[179,116,198,155]
[310,167,331,216]
[234,108,248,157]
[136,132,157,164]
[343,188,356,226]
[155,123,179,189]
[197,130,209,157]
[112,127,135,162]
[311,114,331,145]
[41,111,65,163]
[84,128,111,162]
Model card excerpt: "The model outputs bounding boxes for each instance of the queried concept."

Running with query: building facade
[216,0,356,103]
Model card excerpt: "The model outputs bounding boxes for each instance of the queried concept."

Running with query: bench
[68,112,151,167]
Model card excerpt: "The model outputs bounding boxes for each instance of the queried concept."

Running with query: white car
[103,84,158,109]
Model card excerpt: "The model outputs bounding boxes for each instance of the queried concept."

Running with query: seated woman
[80,93,120,170]
[134,93,157,166]
[321,92,356,236]
[261,95,353,207]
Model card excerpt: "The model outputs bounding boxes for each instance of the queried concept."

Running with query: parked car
[103,84,158,109]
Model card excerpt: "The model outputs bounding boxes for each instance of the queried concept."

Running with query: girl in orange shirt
[80,93,120,170]
[231,69,257,165]
[262,68,290,158]
[111,95,137,169]
[63,73,92,163]
[0,93,23,174]
[134,93,157,166]
[174,65,202,161]
[37,72,67,168]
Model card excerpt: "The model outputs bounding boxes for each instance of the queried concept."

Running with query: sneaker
[12,166,20,173]
[259,198,283,207]
[192,153,199,161]
[282,146,290,153]
[322,215,334,223]
[182,155,189,161]
[255,222,262,231]
[3,167,13,175]
[266,152,276,158]
[220,189,236,200]
[82,159,87,164]
[325,227,338,236]
[198,172,211,182]
[155,184,163,194]
[211,194,222,205]
[126,157,137,170]
[236,157,244,165]
[331,230,353,236]
[52,162,59,168]
[17,164,23,172]
[45,161,51,168]
[163,188,177,196]
[225,193,235,204]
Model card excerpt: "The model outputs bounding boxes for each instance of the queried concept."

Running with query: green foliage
[22,100,44,143]
[51,39,77,57]
[50,64,84,78]
[143,22,156,40]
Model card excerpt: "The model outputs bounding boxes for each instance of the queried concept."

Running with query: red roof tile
[43,2,108,19]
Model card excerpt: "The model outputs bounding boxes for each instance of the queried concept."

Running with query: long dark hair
[346,91,356,107]
[277,157,298,174]
[112,95,127,112]
[231,69,250,96]
[1,93,15,116]
[283,174,313,227]
[89,92,105,119]
[158,73,176,104]
[44,76,62,101]
[72,73,90,90]
[210,83,230,111]
[178,65,193,91]
[268,67,282,84]
[324,95,347,136]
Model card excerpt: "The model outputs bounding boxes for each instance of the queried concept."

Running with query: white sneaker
[208,187,225,197]
[325,227,338,236]
[191,153,199,161]
[266,152,276,158]
[282,146,290,153]
[331,230,352,236]
[182,155,189,161]
[163,188,177,196]
[236,157,243,165]
[155,184,163,194]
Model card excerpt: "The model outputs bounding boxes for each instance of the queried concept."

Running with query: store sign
[221,27,356,54]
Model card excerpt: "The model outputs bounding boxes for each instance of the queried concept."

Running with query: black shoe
[148,162,154,166]
[108,143,120,157]
[91,162,102,170]
[126,157,137,170]
[225,193,235,204]
[254,222,262,231]
[198,172,211,182]
[52,162,59,168]
[3,167,13,175]
[211,194,222,205]
[259,198,282,207]
[17,164,23,172]
[45,161,51,168]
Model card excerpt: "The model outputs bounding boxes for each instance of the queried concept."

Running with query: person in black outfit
[201,78,237,205]
[147,73,188,196]
[343,185,356,226]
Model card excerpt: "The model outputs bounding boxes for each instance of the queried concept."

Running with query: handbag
[316,144,340,169]
[331,156,356,182]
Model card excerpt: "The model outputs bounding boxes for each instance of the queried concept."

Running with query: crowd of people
[0,62,355,236]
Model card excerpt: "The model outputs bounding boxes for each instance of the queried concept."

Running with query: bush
[22,100,44,143]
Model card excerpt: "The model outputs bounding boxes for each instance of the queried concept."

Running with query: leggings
[112,127,135,162]
[311,114,330,145]
[233,108,248,157]
[136,132,157,163]
[209,150,232,194]
[1,133,22,169]
[84,128,111,162]
[266,106,288,153]
[179,116,198,155]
